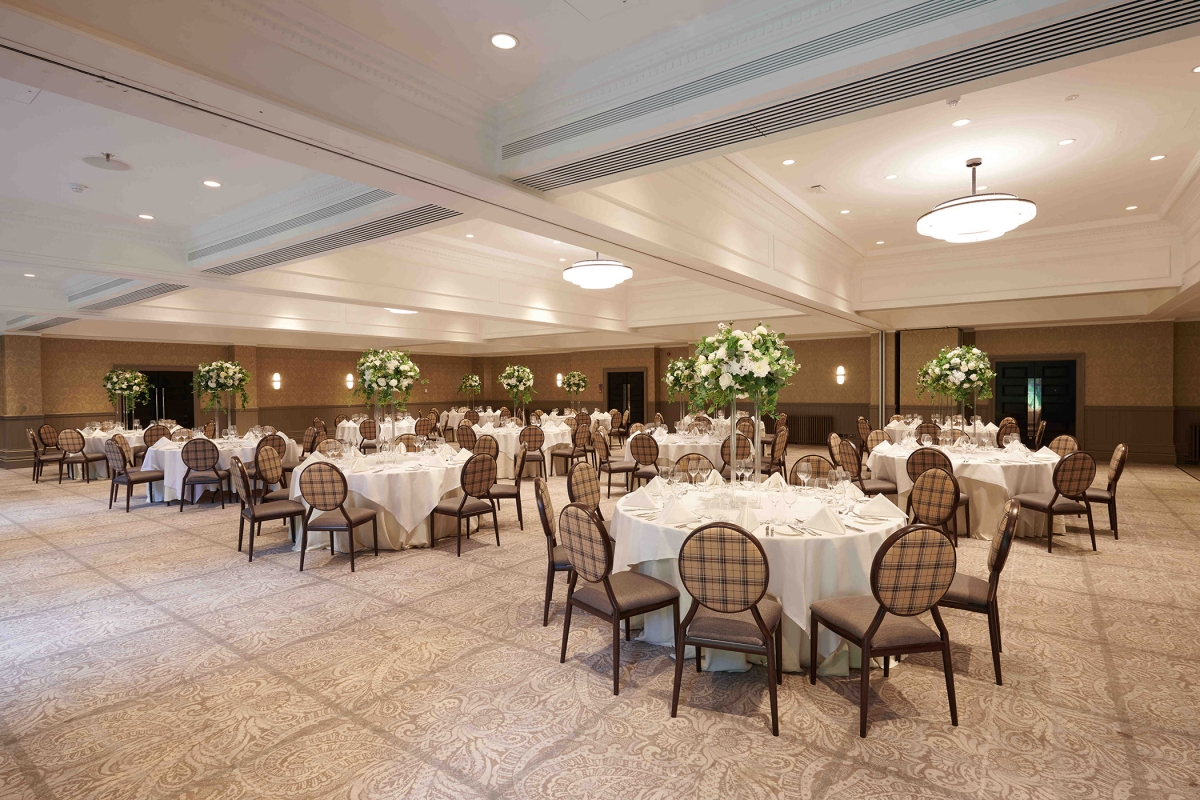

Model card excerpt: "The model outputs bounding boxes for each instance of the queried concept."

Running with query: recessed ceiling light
[23,273,35,278]
[491,33,518,49]
[1065,94,1079,101]
[840,209,850,214]
[885,174,897,180]
[138,214,154,220]
[202,180,221,188]
[1193,66,1200,73]
[465,234,474,238]
[781,159,795,166]
[559,258,566,262]
[952,119,971,127]
[1058,138,1076,146]
[977,185,988,191]
[1149,155,1166,161]
[1125,205,1138,211]
[385,308,418,314]
[552,240,560,244]
[875,241,884,245]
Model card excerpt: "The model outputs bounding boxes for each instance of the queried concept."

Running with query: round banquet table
[287,451,472,550]
[473,424,572,477]
[336,419,416,444]
[545,411,612,431]
[867,443,1059,538]
[619,433,723,470]
[610,487,907,676]
[139,434,302,503]
[77,429,146,478]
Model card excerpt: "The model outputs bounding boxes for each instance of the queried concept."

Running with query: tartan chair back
[415,417,436,438]
[629,433,659,467]
[464,410,480,425]
[358,418,379,441]
[261,426,278,435]
[255,445,284,486]
[229,456,254,503]
[534,477,556,538]
[1106,444,1128,492]
[572,424,591,449]
[719,434,752,467]
[1048,435,1079,457]
[1053,452,1096,498]
[512,445,528,487]
[204,421,217,439]
[474,435,499,460]
[499,407,512,421]
[335,414,348,425]
[906,447,952,484]
[865,430,888,452]
[989,499,1021,574]
[398,434,417,450]
[628,423,645,436]
[112,433,132,466]
[142,424,170,449]
[910,467,958,527]
[827,431,842,464]
[181,438,219,471]
[57,428,84,455]
[461,453,497,498]
[103,439,128,477]
[457,425,477,450]
[678,523,769,613]
[257,433,286,461]
[996,419,1021,445]
[914,422,940,442]
[312,418,327,433]
[557,503,611,583]
[317,439,342,456]
[674,453,715,479]
[735,417,756,438]
[790,455,833,486]
[834,439,863,479]
[593,432,611,463]
[38,424,59,449]
[856,416,872,443]
[520,425,545,451]
[567,462,602,511]
[299,461,347,511]
[301,427,318,454]
[871,524,957,616]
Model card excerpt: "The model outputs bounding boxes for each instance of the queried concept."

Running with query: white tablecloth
[77,429,145,477]
[336,419,417,443]
[867,444,1058,538]
[140,434,301,502]
[610,488,905,675]
[473,424,572,477]
[545,411,612,431]
[620,434,724,469]
[679,416,766,440]
[287,452,470,550]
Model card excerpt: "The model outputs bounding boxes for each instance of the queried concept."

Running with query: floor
[0,452,1197,799]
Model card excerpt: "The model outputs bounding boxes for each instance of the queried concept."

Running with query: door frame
[603,367,648,423]
[118,366,200,428]
[988,353,1085,447]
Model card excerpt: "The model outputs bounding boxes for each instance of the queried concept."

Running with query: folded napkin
[1032,447,1059,461]
[658,498,700,526]
[452,449,472,464]
[702,470,725,487]
[305,451,330,464]
[645,476,668,496]
[762,472,786,490]
[349,446,364,458]
[886,420,906,429]
[478,423,495,433]
[859,493,906,519]
[150,438,177,450]
[872,440,892,454]
[845,483,865,500]
[624,488,658,509]
[349,458,371,474]
[985,422,998,431]
[804,505,847,536]
[437,444,456,458]
[734,505,759,532]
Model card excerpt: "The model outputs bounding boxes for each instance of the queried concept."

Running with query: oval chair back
[464,409,480,425]
[789,454,833,486]
[255,445,285,487]
[910,467,959,529]
[1105,443,1128,494]
[674,453,715,479]
[57,428,84,455]
[335,414,348,425]
[557,503,611,584]
[719,434,752,469]
[567,462,602,517]
[572,424,590,450]
[204,421,217,439]
[317,439,342,456]
[300,427,318,455]
[103,438,129,479]
[735,417,756,438]
[142,424,170,449]
[415,417,436,438]
[298,461,348,511]
[499,407,512,421]
[534,476,556,540]
[996,419,1020,444]
[905,447,952,484]
[474,435,499,460]
[519,425,545,453]
[457,424,477,450]
[181,437,219,471]
[461,453,497,499]
[1033,419,1046,449]
[1048,435,1079,457]
[229,456,255,506]
[856,416,872,444]
[833,439,863,479]
[827,431,842,465]
[38,424,59,450]
[678,523,768,614]
[1052,451,1096,500]
[358,418,379,445]
[865,430,888,453]
[398,434,417,451]
[257,434,286,461]
[593,432,611,464]
[111,433,133,466]
[871,524,957,617]
[914,422,940,442]
[629,433,659,468]
[989,499,1021,584]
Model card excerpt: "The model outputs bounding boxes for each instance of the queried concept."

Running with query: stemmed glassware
[697,463,712,486]
[796,461,811,493]
[687,460,699,485]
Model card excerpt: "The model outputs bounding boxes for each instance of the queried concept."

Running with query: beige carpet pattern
[1,456,1198,799]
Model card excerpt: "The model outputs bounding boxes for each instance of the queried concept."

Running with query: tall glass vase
[753,401,763,486]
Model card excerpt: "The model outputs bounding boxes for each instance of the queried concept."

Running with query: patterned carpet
[0,454,1197,799]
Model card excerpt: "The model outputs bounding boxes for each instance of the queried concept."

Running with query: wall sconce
[271,372,281,390]
[836,366,846,385]
[345,373,354,389]
[556,373,563,387]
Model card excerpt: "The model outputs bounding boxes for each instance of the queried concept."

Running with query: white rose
[754,325,768,336]
[718,373,734,389]
[970,373,978,380]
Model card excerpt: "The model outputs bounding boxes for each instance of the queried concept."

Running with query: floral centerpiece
[355,349,421,414]
[498,364,535,413]
[193,361,251,432]
[691,323,798,482]
[103,369,150,427]
[457,373,482,409]
[917,345,996,420]
[664,356,698,417]
[561,371,588,409]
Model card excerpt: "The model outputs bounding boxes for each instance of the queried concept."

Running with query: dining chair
[835,439,897,497]
[550,424,590,476]
[456,424,477,451]
[334,414,348,426]
[317,439,342,456]
[56,429,106,484]
[261,425,278,435]
[535,477,573,626]
[865,429,889,453]
[464,409,480,425]
[938,499,1020,685]
[111,433,135,469]
[582,418,599,466]
[312,418,327,434]
[628,433,660,487]
[1033,419,1047,449]
[203,421,217,439]
[499,407,512,422]
[996,418,1021,445]
[653,412,665,427]
[300,427,319,457]
[718,434,753,479]
[488,444,527,530]
[141,423,170,452]
[567,461,606,529]
[178,438,230,511]
[433,452,499,557]
[761,426,788,476]
[909,467,960,545]
[1085,443,1127,540]
[297,461,378,572]
[889,415,904,423]
[398,433,417,451]
[358,418,379,453]
[915,422,940,443]
[558,502,680,695]
[1013,451,1097,552]
[26,428,63,483]
[809,523,958,737]
[595,433,635,496]
[253,434,288,491]
[103,438,163,512]
[789,454,833,487]
[520,425,546,477]
[254,445,292,504]
[230,456,305,562]
[856,416,872,444]
[671,522,783,735]
[905,447,970,538]
[1047,435,1079,457]
[674,453,716,481]
[38,423,61,456]
[474,434,500,461]
[827,431,842,466]
[415,416,437,441]
[627,422,645,436]
[735,417,756,439]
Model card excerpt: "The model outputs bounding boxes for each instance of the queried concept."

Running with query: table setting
[336,415,416,444]
[619,425,725,468]
[544,409,612,431]
[139,429,298,503]
[471,421,571,477]
[77,421,145,477]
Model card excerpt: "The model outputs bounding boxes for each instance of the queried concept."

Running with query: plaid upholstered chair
[1013,451,1097,552]
[674,453,716,481]
[938,499,1020,685]
[499,407,511,422]
[520,425,546,477]
[557,503,680,695]
[230,456,305,562]
[316,439,343,456]
[1048,434,1079,457]
[203,421,217,439]
[57,429,106,484]
[464,409,480,425]
[627,422,644,437]
[415,416,437,441]
[653,412,665,427]
[433,452,499,557]
[671,523,784,735]
[905,448,969,538]
[358,418,379,453]
[334,414,348,426]
[856,416,872,445]
[474,434,500,460]
[735,417,756,439]
[457,424,477,452]
[397,433,417,451]
[297,461,378,572]
[595,433,635,496]
[26,428,63,483]
[178,438,230,511]
[567,462,606,529]
[718,434,753,480]
[835,439,897,497]
[254,445,291,504]
[827,431,842,466]
[628,433,660,487]
[1033,419,1047,449]
[909,467,960,545]
[610,409,630,447]
[789,454,833,487]
[914,422,940,444]
[1086,443,1127,540]
[761,426,788,476]
[261,425,278,435]
[809,524,958,737]
[253,434,288,491]
[996,418,1021,445]
[299,427,319,457]
[312,417,327,434]
[141,423,170,451]
[489,444,527,530]
[38,423,61,455]
[550,424,590,476]
[535,477,573,626]
[111,433,135,469]
[104,439,163,512]
[865,429,889,454]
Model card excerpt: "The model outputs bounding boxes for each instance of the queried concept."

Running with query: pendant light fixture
[563,252,632,289]
[917,158,1036,243]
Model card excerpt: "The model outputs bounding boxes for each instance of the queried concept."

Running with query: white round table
[473,424,572,477]
[545,411,612,431]
[609,487,907,675]
[140,435,301,503]
[336,419,417,444]
[620,434,724,469]
[77,429,145,477]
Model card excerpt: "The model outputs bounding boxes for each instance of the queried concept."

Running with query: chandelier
[917,158,1036,243]
[563,253,632,289]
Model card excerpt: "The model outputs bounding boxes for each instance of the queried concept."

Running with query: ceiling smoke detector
[809,185,827,193]
[68,183,88,194]
[82,153,132,171]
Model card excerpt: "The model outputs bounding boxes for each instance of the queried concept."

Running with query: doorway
[994,360,1076,443]
[605,371,645,425]
[132,371,196,429]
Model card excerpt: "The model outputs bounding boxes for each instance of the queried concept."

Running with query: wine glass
[687,459,700,485]
[698,463,712,486]
[783,485,798,522]
[921,434,933,447]
[796,461,811,493]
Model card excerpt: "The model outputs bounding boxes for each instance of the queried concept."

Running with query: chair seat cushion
[860,478,898,495]
[1084,487,1112,503]
[490,483,521,499]
[572,571,679,616]
[183,469,227,484]
[599,461,636,474]
[263,488,292,503]
[809,594,941,649]
[551,544,572,569]
[525,451,545,462]
[633,465,658,480]
[64,452,106,463]
[307,506,377,530]
[687,598,783,647]
[246,499,306,521]
[115,469,164,485]
[434,496,493,516]
[38,450,66,462]
[1012,492,1087,514]
[939,572,989,608]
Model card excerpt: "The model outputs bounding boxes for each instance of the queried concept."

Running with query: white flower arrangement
[917,346,996,402]
[561,371,588,396]
[193,361,250,411]
[664,356,698,404]
[691,323,798,415]
[355,349,421,406]
[103,369,150,407]
[498,364,535,406]
[457,374,482,396]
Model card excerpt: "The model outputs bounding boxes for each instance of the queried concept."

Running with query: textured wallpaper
[900,328,959,405]
[1,335,44,417]
[1174,322,1200,406]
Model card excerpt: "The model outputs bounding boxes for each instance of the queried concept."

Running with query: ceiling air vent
[5,314,35,327]
[515,0,1200,191]
[79,283,188,311]
[17,317,77,332]
[67,278,134,304]
[202,204,461,277]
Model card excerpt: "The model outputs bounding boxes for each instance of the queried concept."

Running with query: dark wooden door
[994,360,1076,442]
[606,371,645,424]
[132,371,195,429]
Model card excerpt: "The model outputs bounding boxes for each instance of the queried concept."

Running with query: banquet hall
[1,0,1199,797]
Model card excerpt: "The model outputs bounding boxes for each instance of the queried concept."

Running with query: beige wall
[1174,322,1200,406]
[781,336,871,404]
[474,348,659,409]
[1,335,43,417]
[900,328,958,406]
